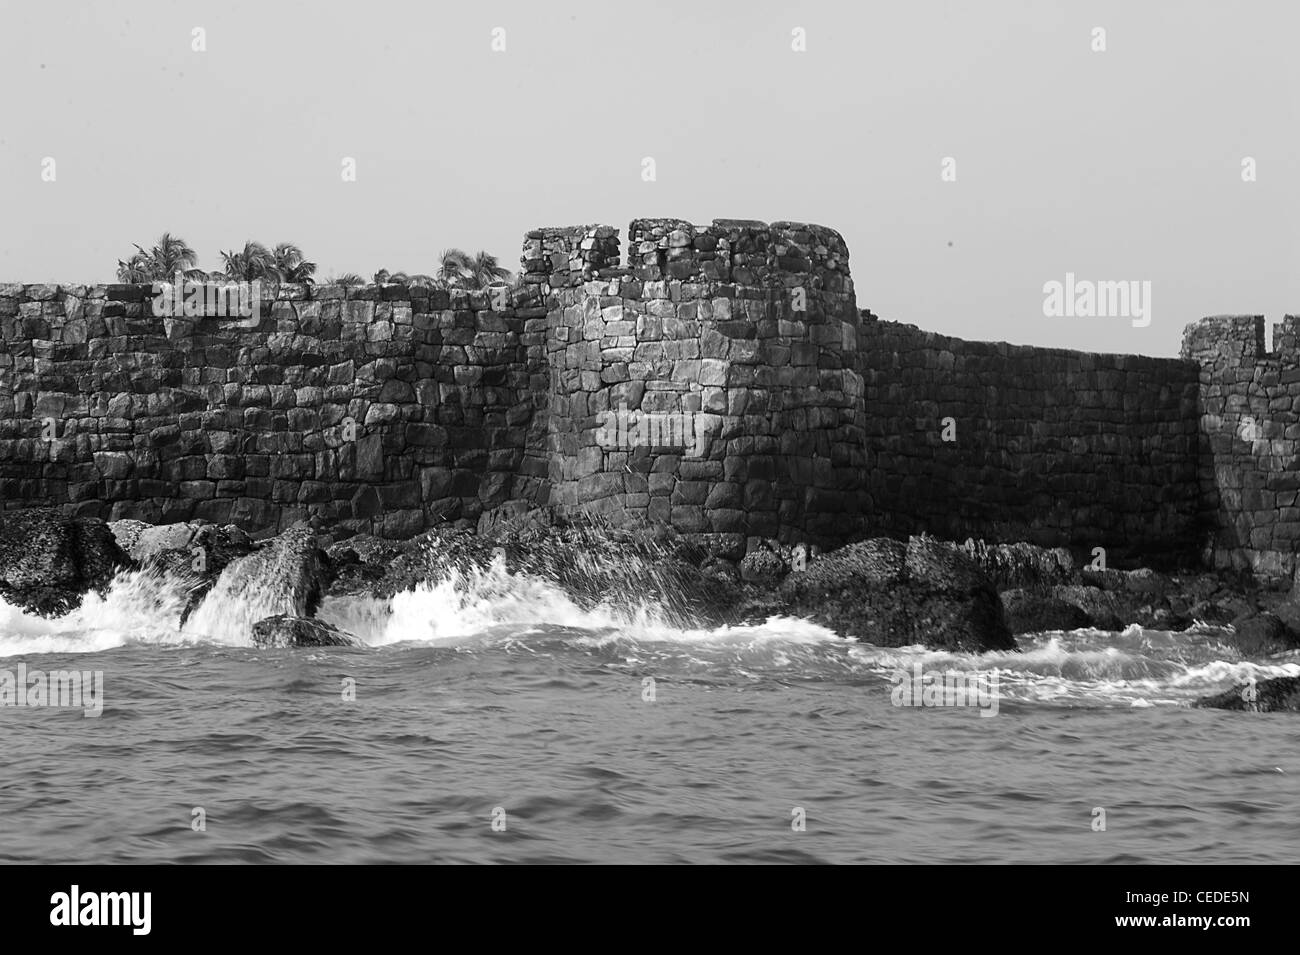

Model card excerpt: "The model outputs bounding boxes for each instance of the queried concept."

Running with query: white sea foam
[0,568,197,655]
[0,557,1293,708]
[315,557,842,648]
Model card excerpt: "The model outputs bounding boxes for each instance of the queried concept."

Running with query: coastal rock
[1073,568,1220,631]
[1223,612,1300,656]
[251,614,362,649]
[326,524,1017,650]
[776,535,1014,652]
[330,523,730,627]
[106,518,151,556]
[1047,584,1162,632]
[739,548,786,582]
[327,521,1300,651]
[1268,599,1300,636]
[217,522,329,616]
[958,539,1075,590]
[960,541,1252,633]
[1000,589,1092,634]
[325,534,406,592]
[110,519,254,572]
[128,522,197,559]
[179,522,333,638]
[963,549,1274,634]
[701,557,740,583]
[109,519,256,623]
[1195,676,1300,712]
[0,509,129,616]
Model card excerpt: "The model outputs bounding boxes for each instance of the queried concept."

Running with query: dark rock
[127,522,198,558]
[251,614,362,648]
[1049,585,1131,631]
[325,525,1017,650]
[776,535,1015,652]
[1142,606,1190,630]
[1270,599,1300,635]
[1048,567,1206,630]
[1000,588,1093,634]
[325,534,412,593]
[222,522,329,616]
[330,522,731,629]
[109,519,257,623]
[107,518,150,556]
[181,522,333,637]
[962,542,1232,633]
[1118,567,1177,596]
[328,522,1287,652]
[701,557,740,584]
[110,519,254,568]
[1224,612,1299,656]
[0,508,129,616]
[957,539,1074,590]
[739,548,786,582]
[1195,676,1300,712]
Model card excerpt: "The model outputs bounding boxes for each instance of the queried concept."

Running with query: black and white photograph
[0,0,1294,916]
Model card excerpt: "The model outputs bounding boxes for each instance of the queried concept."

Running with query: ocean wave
[0,558,1293,708]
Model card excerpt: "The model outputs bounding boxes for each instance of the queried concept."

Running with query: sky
[0,0,1296,357]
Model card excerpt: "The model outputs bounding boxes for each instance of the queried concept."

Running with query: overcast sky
[1,0,1295,356]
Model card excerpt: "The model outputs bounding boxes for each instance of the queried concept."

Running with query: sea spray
[181,523,326,645]
[181,573,307,646]
[0,549,1295,710]
[360,525,737,629]
[320,552,716,646]
[0,567,197,656]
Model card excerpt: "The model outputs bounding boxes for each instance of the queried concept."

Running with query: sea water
[0,561,1296,864]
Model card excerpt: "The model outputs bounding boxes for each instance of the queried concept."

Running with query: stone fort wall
[1183,315,1300,584]
[861,319,1201,569]
[0,219,1288,578]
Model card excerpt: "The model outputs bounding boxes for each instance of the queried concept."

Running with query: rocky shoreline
[1,507,1296,711]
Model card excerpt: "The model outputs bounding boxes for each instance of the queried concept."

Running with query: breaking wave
[0,556,1291,707]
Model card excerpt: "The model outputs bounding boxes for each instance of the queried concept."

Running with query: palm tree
[391,272,438,288]
[151,232,199,278]
[436,248,476,288]
[271,242,317,285]
[472,250,511,287]
[115,233,203,282]
[116,251,155,283]
[219,241,277,282]
[373,269,437,288]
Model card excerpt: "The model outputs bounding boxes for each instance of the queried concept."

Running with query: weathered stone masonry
[526,219,866,546]
[861,321,1201,568]
[0,219,1292,580]
[0,280,553,539]
[1183,315,1300,584]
